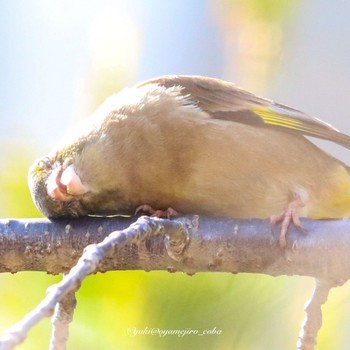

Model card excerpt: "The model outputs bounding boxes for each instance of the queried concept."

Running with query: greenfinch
[28,75,350,247]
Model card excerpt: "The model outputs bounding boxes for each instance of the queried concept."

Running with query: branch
[0,216,350,280]
[297,279,336,350]
[49,286,76,350]
[0,216,189,349]
[0,215,348,350]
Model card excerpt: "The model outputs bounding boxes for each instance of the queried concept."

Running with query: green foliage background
[1,1,350,349]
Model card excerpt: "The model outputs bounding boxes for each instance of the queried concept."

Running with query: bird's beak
[47,164,89,201]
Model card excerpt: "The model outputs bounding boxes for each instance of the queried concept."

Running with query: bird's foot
[135,204,179,219]
[270,194,304,248]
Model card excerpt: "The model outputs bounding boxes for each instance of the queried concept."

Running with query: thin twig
[0,216,190,350]
[297,279,338,350]
[49,287,77,350]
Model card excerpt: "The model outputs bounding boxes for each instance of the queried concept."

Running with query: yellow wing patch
[252,107,314,134]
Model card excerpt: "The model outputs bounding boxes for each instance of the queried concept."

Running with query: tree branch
[0,216,190,349]
[49,286,76,350]
[0,215,349,281]
[297,278,336,350]
[0,215,348,350]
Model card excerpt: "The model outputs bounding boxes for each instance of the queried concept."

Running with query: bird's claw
[270,195,303,248]
[135,204,179,219]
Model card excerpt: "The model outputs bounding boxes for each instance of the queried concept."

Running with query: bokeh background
[1,0,350,349]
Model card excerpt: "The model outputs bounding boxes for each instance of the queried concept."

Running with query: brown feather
[28,75,350,220]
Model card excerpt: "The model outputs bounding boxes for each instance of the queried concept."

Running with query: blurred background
[1,0,350,349]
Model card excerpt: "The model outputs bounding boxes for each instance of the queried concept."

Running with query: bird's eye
[38,157,51,170]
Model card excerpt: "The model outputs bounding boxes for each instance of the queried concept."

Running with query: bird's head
[28,149,90,218]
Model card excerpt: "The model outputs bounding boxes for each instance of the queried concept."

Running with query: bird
[28,75,350,248]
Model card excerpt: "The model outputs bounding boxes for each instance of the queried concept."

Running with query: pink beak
[47,164,89,201]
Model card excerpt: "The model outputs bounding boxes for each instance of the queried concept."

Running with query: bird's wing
[139,75,350,149]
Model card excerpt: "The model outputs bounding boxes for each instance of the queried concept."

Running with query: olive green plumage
[28,75,350,223]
